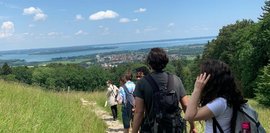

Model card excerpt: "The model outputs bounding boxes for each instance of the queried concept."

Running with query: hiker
[106,80,119,121]
[133,48,196,133]
[185,59,247,133]
[135,66,150,80]
[118,71,136,133]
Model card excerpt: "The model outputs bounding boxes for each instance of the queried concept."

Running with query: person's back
[118,72,135,133]
[133,48,196,133]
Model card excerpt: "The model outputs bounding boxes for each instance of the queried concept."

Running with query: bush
[255,63,270,106]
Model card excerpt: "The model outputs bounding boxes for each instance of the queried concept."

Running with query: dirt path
[80,98,124,133]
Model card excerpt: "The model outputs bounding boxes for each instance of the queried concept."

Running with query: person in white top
[185,59,247,133]
[106,80,119,121]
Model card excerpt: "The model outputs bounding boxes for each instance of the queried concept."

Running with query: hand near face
[194,72,210,93]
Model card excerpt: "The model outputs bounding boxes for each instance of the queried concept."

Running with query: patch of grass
[0,80,106,133]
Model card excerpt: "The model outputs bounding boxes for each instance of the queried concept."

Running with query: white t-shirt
[205,97,233,133]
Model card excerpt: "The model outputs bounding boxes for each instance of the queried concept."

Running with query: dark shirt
[134,71,186,122]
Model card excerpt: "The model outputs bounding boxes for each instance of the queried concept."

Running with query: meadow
[83,91,270,132]
[0,80,106,133]
[1,80,269,132]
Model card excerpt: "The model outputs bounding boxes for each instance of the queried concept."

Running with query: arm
[184,73,213,121]
[132,97,144,133]
[180,96,196,133]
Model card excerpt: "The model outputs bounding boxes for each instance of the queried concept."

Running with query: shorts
[122,102,133,129]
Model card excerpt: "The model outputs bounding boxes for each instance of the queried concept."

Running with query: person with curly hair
[185,59,247,133]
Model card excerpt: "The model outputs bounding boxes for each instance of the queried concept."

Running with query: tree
[1,63,12,75]
[255,63,270,106]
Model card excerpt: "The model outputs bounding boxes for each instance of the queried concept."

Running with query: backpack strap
[144,74,160,94]
[122,84,131,105]
[144,73,172,93]
[167,73,174,92]
[238,108,261,128]
[212,118,224,133]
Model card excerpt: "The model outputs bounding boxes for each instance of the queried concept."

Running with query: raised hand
[194,72,210,93]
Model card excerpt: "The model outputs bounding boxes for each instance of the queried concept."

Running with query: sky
[0,0,266,51]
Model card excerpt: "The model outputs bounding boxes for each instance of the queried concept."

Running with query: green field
[0,80,106,133]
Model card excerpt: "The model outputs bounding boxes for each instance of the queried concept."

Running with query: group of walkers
[105,47,261,133]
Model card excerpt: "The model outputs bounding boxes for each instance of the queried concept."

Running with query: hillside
[0,80,269,132]
[0,80,105,133]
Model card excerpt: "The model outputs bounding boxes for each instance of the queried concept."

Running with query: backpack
[143,73,186,133]
[213,103,266,133]
[122,84,135,107]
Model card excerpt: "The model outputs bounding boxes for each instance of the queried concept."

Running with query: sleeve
[117,87,124,103]
[134,79,144,99]
[206,97,227,117]
[175,76,186,98]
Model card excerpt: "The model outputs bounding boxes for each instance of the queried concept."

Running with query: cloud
[23,7,47,21]
[134,8,147,13]
[132,18,138,22]
[75,30,88,35]
[119,18,138,23]
[76,14,84,21]
[0,21,15,38]
[168,22,175,27]
[119,18,130,23]
[89,10,119,20]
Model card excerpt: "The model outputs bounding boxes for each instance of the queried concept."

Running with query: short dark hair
[135,66,150,75]
[146,48,169,71]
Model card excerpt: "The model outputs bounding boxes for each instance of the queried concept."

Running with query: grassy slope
[0,80,106,133]
[86,91,270,132]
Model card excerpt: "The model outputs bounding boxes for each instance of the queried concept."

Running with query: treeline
[0,59,199,93]
[202,1,270,106]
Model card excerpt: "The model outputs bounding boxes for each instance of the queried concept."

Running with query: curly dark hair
[199,60,247,109]
[146,48,169,71]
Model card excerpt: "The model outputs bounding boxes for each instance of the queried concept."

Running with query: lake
[0,36,215,62]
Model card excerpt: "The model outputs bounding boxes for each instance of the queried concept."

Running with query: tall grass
[0,80,106,133]
[84,91,270,132]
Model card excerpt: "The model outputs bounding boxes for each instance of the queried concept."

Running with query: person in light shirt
[185,59,247,133]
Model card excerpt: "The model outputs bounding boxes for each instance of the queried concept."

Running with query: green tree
[1,63,12,75]
[255,63,270,106]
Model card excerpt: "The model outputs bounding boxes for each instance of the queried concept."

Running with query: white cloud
[132,18,138,22]
[76,14,84,21]
[119,18,138,23]
[0,21,15,38]
[119,18,130,23]
[23,7,47,21]
[75,30,88,35]
[34,13,47,21]
[134,8,147,13]
[168,22,175,27]
[89,10,119,20]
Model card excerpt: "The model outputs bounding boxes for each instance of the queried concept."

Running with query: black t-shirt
[134,71,186,122]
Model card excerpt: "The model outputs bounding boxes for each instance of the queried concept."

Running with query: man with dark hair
[133,48,196,133]
[135,66,150,80]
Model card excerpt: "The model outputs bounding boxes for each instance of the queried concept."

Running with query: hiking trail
[80,98,124,133]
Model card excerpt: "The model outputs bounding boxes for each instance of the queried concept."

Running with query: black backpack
[143,73,186,133]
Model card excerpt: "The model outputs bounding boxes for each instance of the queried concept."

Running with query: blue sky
[0,0,265,51]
